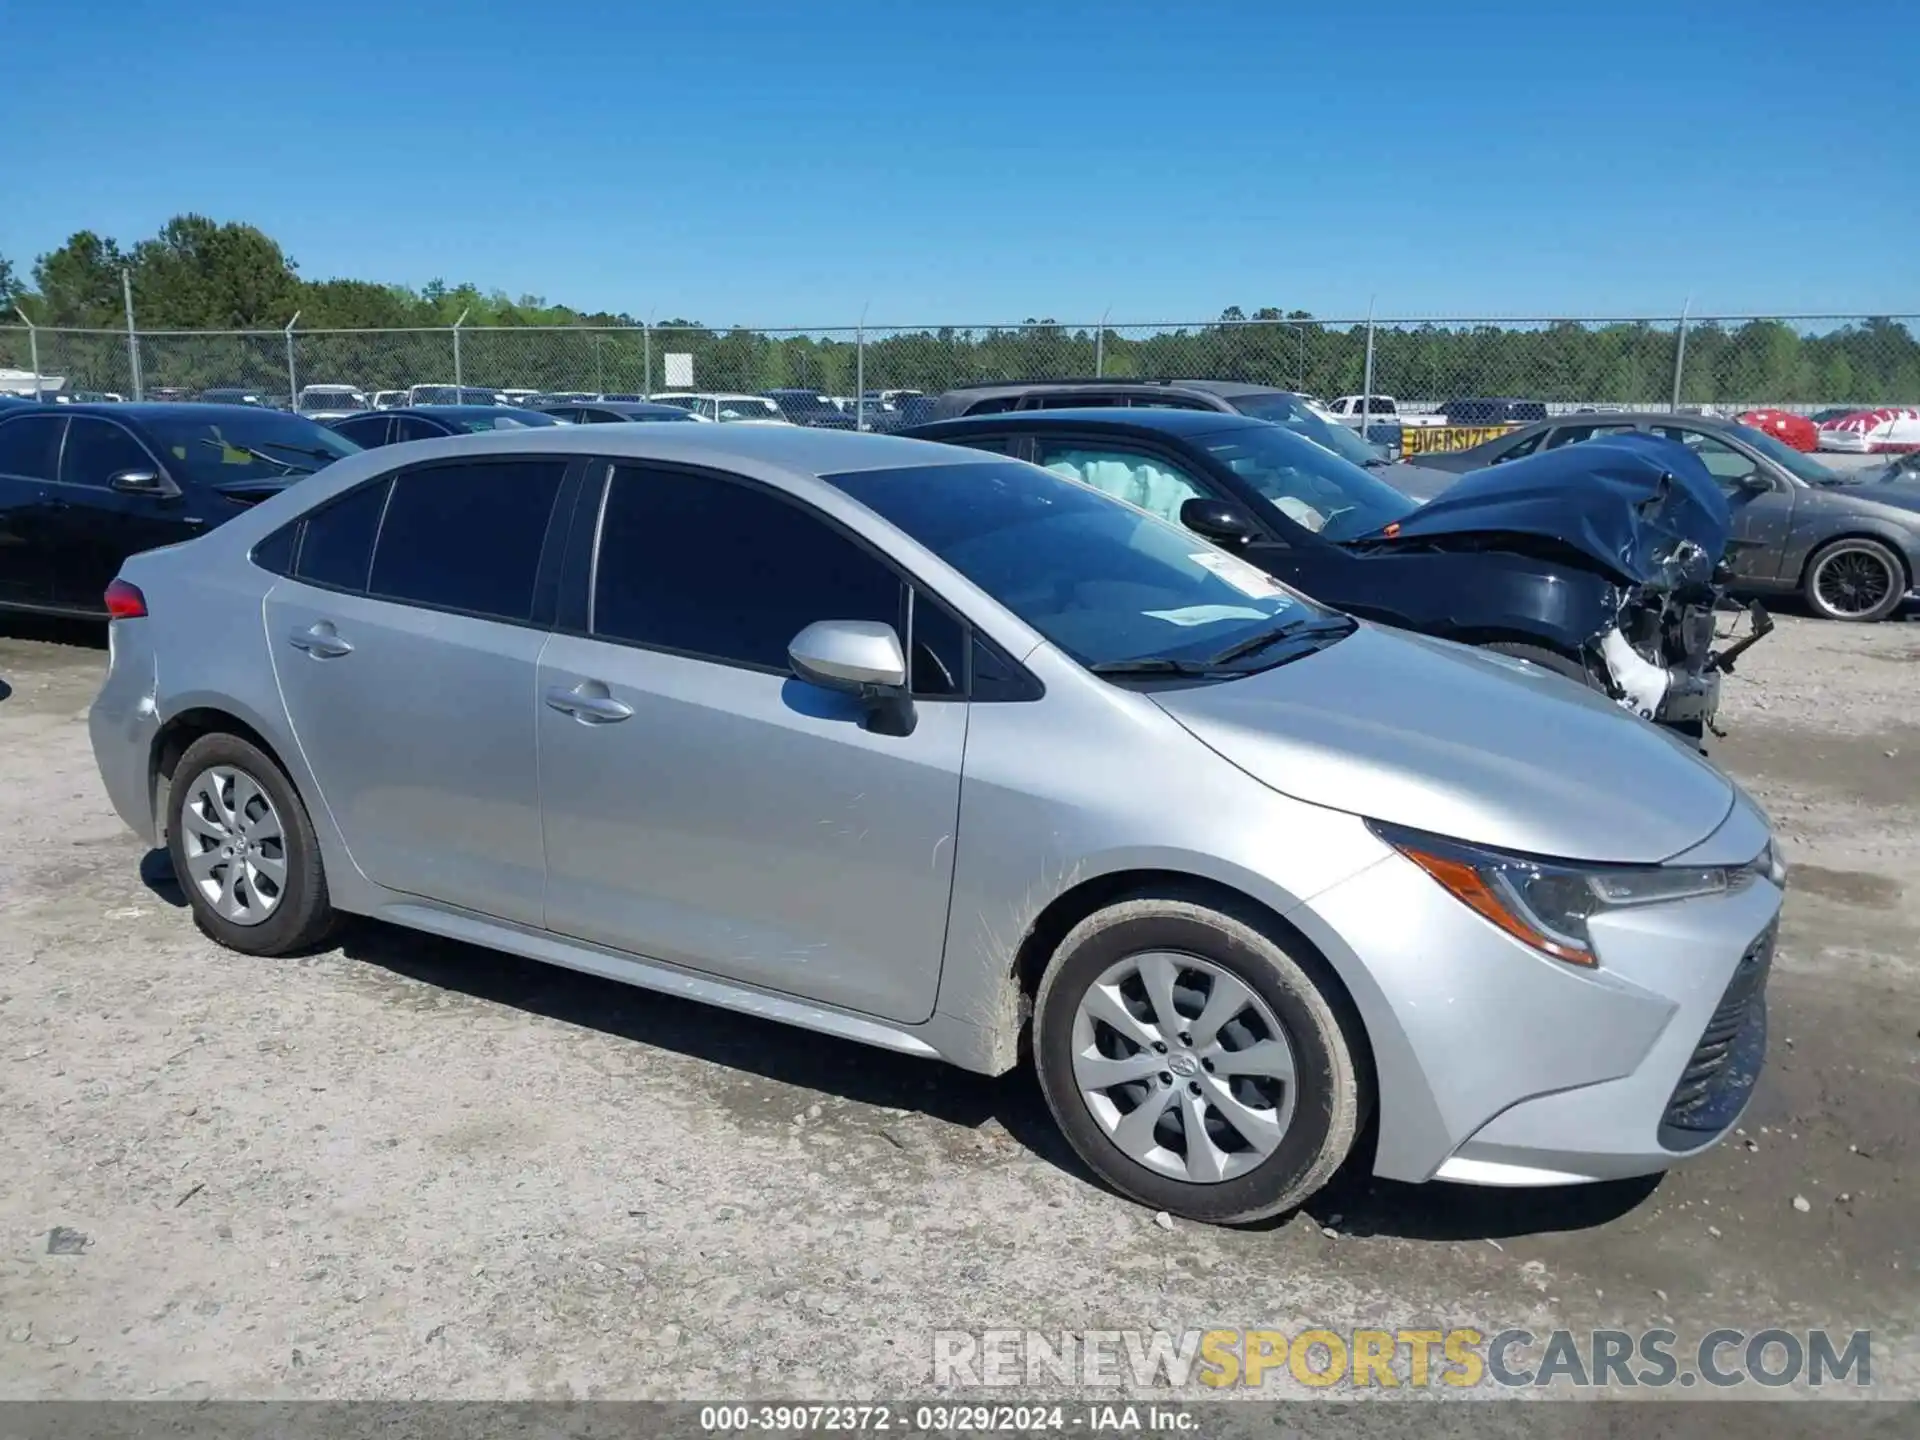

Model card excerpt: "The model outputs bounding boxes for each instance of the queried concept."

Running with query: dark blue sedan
[325,406,566,448]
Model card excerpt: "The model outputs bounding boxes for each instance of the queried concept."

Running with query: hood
[1819,478,1920,519]
[1382,460,1461,504]
[1151,624,1734,864]
[1358,433,1732,586]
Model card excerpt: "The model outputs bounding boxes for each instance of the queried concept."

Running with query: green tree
[34,231,127,326]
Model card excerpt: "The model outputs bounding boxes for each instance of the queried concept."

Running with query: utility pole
[122,268,143,401]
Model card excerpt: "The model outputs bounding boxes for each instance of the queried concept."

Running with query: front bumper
[1304,809,1782,1187]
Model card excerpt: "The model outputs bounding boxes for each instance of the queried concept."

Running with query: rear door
[0,413,65,607]
[47,417,204,611]
[262,455,576,924]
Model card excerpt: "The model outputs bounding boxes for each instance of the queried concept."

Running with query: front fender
[1344,551,1620,654]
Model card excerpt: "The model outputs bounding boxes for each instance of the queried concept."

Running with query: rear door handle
[287,622,353,659]
[544,682,633,724]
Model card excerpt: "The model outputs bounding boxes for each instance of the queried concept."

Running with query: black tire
[1031,893,1364,1225]
[166,731,337,956]
[1802,537,1906,623]
[1478,639,1604,690]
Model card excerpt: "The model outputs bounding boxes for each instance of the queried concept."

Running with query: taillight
[104,578,148,619]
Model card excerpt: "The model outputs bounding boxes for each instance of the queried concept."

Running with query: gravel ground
[0,607,1914,1403]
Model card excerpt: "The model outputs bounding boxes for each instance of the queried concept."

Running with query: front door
[47,417,206,611]
[536,462,966,1025]
[1652,426,1796,583]
[263,457,571,925]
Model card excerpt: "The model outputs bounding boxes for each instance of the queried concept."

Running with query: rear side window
[60,418,153,487]
[295,479,392,592]
[331,414,391,448]
[368,460,567,622]
[0,414,65,480]
[593,464,903,671]
[393,416,449,443]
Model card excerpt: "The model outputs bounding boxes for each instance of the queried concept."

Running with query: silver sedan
[88,424,1784,1223]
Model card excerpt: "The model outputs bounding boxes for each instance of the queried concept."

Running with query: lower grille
[1659,920,1774,1149]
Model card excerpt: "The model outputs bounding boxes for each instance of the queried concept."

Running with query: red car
[1737,408,1819,452]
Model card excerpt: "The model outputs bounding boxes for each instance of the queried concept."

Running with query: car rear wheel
[1032,894,1363,1224]
[1803,537,1906,622]
[167,732,337,956]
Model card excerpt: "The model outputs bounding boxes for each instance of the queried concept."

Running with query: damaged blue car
[904,410,1771,740]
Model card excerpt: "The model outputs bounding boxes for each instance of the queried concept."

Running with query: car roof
[379,405,541,418]
[1,402,303,422]
[907,407,1266,440]
[937,377,1289,399]
[1530,411,1740,430]
[567,400,689,415]
[307,421,982,473]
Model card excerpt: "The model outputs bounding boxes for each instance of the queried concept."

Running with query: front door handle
[544,682,633,724]
[287,622,353,659]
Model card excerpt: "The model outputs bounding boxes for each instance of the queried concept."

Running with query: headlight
[1369,820,1775,967]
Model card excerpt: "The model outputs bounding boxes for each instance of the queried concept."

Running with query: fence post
[1670,297,1692,412]
[283,310,301,410]
[1297,322,1307,391]
[1095,306,1110,377]
[855,312,867,432]
[643,320,652,395]
[1359,299,1376,447]
[121,267,143,401]
[451,308,468,390]
[13,307,38,398]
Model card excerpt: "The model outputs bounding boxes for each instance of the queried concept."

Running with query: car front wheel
[1032,893,1364,1224]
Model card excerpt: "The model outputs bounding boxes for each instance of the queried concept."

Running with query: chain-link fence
[4,315,1917,416]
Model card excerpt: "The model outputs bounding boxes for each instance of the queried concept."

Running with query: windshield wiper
[1088,656,1235,678]
[1206,615,1357,667]
[250,440,345,461]
[198,438,315,476]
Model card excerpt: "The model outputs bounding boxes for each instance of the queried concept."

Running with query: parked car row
[80,416,1789,1228]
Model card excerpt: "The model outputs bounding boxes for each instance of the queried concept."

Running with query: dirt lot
[0,607,1914,1402]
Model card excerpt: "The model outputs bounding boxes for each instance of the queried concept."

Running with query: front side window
[59,418,152,486]
[1654,427,1763,491]
[1194,425,1418,540]
[0,415,66,480]
[823,461,1345,671]
[330,415,392,448]
[367,460,567,621]
[592,465,902,671]
[393,416,451,443]
[140,412,360,484]
[1034,442,1208,527]
[1544,422,1636,450]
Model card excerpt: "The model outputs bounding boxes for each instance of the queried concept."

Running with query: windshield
[1223,392,1389,466]
[823,460,1346,671]
[146,412,361,484]
[1194,424,1420,541]
[1727,422,1843,483]
[717,398,781,420]
[303,391,366,411]
[410,387,458,405]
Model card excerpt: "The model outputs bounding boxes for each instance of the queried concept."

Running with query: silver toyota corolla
[88,425,1784,1224]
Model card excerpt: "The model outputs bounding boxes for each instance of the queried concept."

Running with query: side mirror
[1735,473,1772,494]
[788,619,916,736]
[1180,497,1259,546]
[108,469,179,498]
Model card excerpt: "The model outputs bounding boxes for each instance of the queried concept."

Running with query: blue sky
[4,0,1913,324]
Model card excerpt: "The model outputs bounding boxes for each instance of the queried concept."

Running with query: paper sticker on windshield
[1144,604,1272,628]
[1189,551,1288,600]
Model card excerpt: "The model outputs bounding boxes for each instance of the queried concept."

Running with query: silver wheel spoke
[1208,1038,1295,1083]
[1072,1047,1164,1092]
[1081,981,1159,1050]
[216,859,244,919]
[246,810,283,845]
[183,844,224,884]
[181,807,230,847]
[246,853,288,890]
[1135,952,1185,1037]
[1200,1074,1284,1154]
[1177,1088,1227,1182]
[1188,970,1254,1051]
[1110,1085,1173,1158]
[229,771,265,827]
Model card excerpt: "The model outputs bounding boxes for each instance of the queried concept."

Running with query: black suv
[905,408,1764,738]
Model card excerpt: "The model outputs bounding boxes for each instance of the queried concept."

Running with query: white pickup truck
[1322,394,1450,429]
